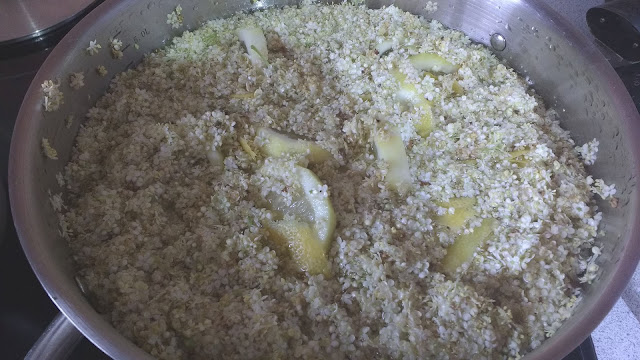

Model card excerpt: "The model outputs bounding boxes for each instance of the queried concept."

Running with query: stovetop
[1,2,638,359]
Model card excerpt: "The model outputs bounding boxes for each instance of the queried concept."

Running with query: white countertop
[592,261,640,359]
[592,296,640,360]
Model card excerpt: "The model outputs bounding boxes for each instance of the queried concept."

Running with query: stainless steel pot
[9,0,640,359]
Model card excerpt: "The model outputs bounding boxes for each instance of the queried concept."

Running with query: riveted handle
[587,0,640,62]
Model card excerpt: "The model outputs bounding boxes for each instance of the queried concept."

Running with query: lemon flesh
[373,128,411,192]
[452,81,464,96]
[261,164,336,249]
[391,69,420,103]
[409,53,458,74]
[257,127,332,164]
[509,148,531,167]
[261,164,336,275]
[237,26,268,66]
[414,105,433,138]
[442,218,496,274]
[390,69,433,137]
[292,166,336,247]
[435,197,477,232]
[267,220,330,276]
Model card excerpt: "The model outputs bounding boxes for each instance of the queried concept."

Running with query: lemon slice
[509,148,531,167]
[414,104,433,138]
[452,81,464,96]
[266,219,329,275]
[390,69,433,137]
[292,166,336,247]
[261,164,336,275]
[509,148,530,159]
[373,128,411,191]
[237,26,268,66]
[442,218,496,274]
[409,53,458,74]
[257,127,332,164]
[391,69,420,103]
[435,197,477,232]
[261,163,336,249]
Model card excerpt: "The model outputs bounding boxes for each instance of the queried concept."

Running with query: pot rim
[9,0,640,359]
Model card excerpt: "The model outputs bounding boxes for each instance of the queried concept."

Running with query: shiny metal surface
[0,0,99,44]
[24,312,84,360]
[490,32,507,51]
[9,0,640,359]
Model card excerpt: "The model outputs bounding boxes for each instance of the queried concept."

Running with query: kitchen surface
[1,0,639,359]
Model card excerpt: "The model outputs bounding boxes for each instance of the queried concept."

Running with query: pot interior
[10,0,640,359]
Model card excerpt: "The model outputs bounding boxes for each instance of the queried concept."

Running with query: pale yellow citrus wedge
[390,69,433,137]
[442,218,496,274]
[391,69,420,103]
[257,127,332,164]
[509,148,531,167]
[261,163,336,249]
[237,26,268,66]
[414,101,433,138]
[409,52,458,74]
[452,81,464,96]
[435,197,477,232]
[373,128,411,192]
[266,219,330,276]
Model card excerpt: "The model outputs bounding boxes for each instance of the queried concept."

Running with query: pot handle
[586,0,640,63]
[24,312,84,360]
[587,0,640,115]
